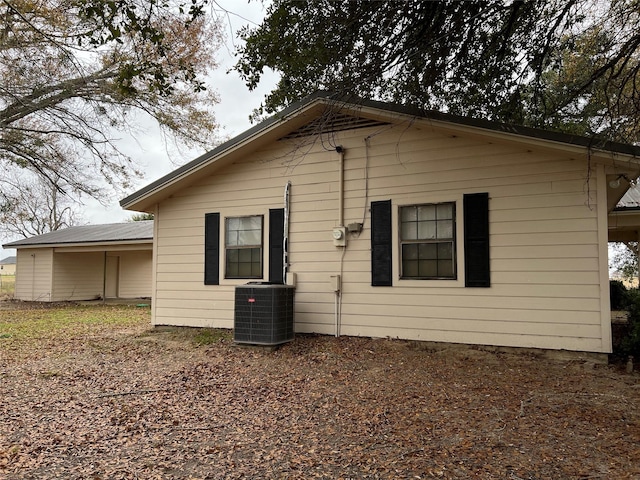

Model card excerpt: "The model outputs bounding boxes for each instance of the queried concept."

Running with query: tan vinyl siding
[52,252,104,301]
[0,263,16,275]
[151,122,609,352]
[15,248,53,301]
[116,250,152,298]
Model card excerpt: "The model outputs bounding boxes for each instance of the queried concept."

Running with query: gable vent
[280,113,390,140]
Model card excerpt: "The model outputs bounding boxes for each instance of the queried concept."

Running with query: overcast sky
[1,1,276,259]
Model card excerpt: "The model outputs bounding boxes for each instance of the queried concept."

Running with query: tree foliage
[0,0,222,199]
[0,172,83,238]
[235,0,640,143]
[129,212,154,221]
[610,242,639,282]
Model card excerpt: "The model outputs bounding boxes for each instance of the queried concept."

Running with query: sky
[0,1,277,260]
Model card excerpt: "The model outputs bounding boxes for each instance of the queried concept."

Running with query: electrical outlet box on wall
[329,274,341,292]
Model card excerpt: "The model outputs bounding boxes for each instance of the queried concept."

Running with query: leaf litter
[0,302,639,479]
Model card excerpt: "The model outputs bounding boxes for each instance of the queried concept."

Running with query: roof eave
[120,94,332,212]
[120,93,640,212]
[3,239,153,249]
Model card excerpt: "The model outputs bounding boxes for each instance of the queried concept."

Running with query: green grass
[0,304,150,344]
[192,328,232,345]
[0,274,15,296]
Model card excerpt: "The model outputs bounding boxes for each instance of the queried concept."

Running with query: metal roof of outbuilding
[1,221,153,248]
[616,185,640,210]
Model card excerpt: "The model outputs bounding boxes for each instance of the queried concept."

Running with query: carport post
[102,251,107,303]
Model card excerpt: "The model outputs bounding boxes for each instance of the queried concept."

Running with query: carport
[2,221,153,302]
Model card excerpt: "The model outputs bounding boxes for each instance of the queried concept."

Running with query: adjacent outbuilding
[120,93,640,353]
[2,221,153,301]
[0,256,16,276]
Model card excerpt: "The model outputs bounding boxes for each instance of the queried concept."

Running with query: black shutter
[269,208,285,284]
[371,200,393,286]
[204,213,220,285]
[464,193,490,287]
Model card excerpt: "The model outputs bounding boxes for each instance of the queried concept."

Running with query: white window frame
[224,215,264,279]
[398,202,457,280]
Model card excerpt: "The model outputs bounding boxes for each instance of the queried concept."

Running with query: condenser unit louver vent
[234,284,295,345]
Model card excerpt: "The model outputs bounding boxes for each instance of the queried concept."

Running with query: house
[120,93,640,353]
[609,184,640,244]
[2,221,153,301]
[0,256,16,276]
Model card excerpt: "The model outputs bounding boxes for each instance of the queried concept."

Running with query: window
[400,203,456,279]
[225,216,263,278]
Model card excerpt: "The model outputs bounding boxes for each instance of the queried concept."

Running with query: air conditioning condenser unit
[234,283,295,345]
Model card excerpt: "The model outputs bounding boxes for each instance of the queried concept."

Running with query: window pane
[239,249,253,262]
[436,219,453,239]
[438,259,454,277]
[251,261,262,277]
[226,229,238,246]
[419,243,437,259]
[401,222,417,240]
[403,244,418,260]
[226,258,238,277]
[238,229,261,246]
[244,216,262,230]
[418,221,436,240]
[438,242,453,260]
[401,206,417,222]
[420,259,438,277]
[238,262,252,277]
[403,259,419,277]
[227,217,240,230]
[418,205,436,221]
[436,203,453,219]
[227,248,238,263]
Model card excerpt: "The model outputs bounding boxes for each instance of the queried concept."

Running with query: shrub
[610,280,629,310]
[621,288,640,359]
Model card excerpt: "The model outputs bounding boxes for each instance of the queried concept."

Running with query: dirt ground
[1,302,639,479]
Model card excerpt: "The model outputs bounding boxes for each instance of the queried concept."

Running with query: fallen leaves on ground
[1,302,639,479]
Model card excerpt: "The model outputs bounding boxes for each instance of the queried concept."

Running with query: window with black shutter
[371,194,490,288]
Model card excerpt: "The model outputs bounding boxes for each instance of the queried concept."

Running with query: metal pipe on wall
[336,146,345,227]
[283,181,291,283]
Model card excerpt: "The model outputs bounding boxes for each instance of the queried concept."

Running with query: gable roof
[121,92,640,212]
[2,221,153,248]
[0,256,16,265]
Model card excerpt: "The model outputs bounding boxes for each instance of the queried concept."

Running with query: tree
[610,242,639,284]
[0,172,84,238]
[129,212,154,221]
[1,0,223,199]
[235,0,640,143]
